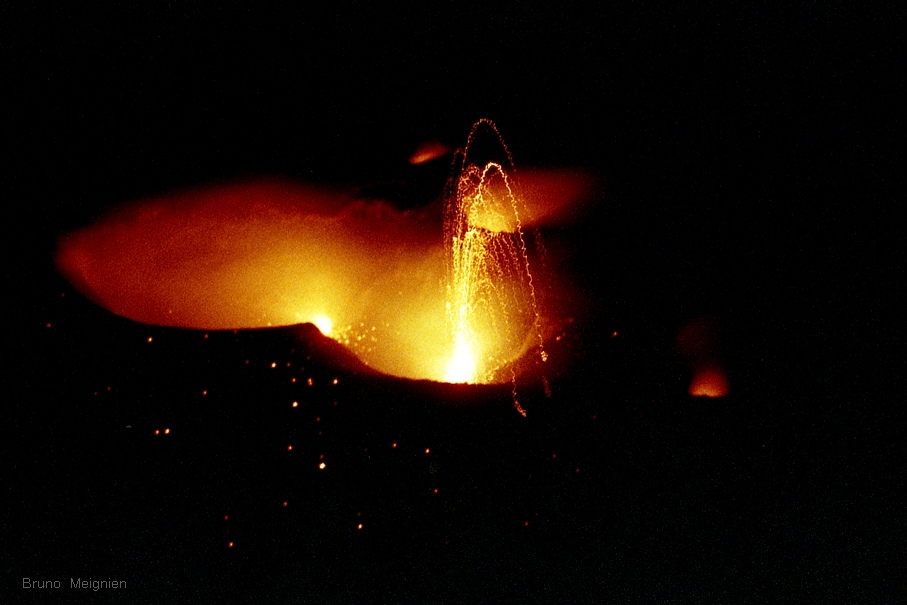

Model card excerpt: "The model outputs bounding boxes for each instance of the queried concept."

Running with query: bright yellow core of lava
[445,334,477,383]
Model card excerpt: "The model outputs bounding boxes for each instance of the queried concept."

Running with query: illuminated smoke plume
[56,128,594,383]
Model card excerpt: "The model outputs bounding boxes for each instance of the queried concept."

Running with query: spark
[442,120,548,398]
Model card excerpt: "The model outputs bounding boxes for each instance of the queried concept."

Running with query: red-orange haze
[56,173,593,382]
[676,317,730,398]
[688,365,730,398]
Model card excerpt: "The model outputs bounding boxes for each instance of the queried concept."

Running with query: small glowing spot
[318,462,326,470]
[424,448,431,455]
[164,428,170,434]
[611,331,618,338]
[332,378,338,385]
[307,378,313,387]
[292,401,298,408]
[283,501,288,507]
[392,442,397,449]
[270,362,277,368]
[223,515,229,521]
[228,542,234,548]
[291,377,297,383]
[524,521,530,527]
[357,523,363,530]
[575,468,580,474]
[433,488,439,494]
[147,337,153,343]
[154,429,160,435]
[46,322,52,328]
[287,445,293,451]
[203,333,209,339]
[202,390,207,396]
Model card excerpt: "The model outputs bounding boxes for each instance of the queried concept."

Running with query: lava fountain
[55,121,590,385]
[443,119,547,386]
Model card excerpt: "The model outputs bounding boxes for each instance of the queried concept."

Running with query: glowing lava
[442,119,547,384]
[55,122,591,383]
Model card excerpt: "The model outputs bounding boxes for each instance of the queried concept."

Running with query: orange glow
[408,140,450,165]
[460,166,597,233]
[164,428,170,434]
[56,129,588,382]
[55,180,454,381]
[291,401,298,408]
[688,365,730,398]
[318,462,326,470]
[677,316,730,398]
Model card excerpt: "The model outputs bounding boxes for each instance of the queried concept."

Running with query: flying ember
[442,119,547,384]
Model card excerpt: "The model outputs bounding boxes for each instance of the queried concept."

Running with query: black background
[4,3,902,602]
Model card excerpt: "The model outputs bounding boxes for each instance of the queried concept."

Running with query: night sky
[4,3,902,602]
